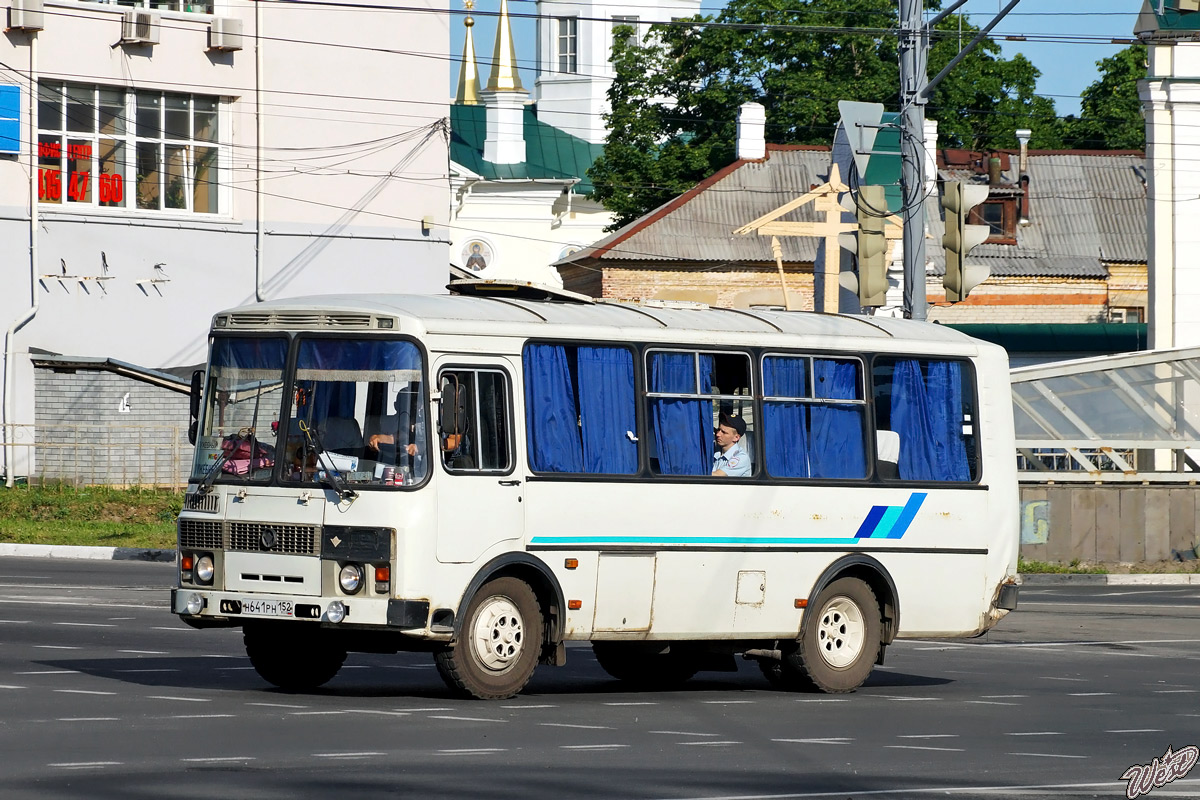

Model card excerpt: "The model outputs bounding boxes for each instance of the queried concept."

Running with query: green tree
[589,1,1062,228]
[1062,45,1146,150]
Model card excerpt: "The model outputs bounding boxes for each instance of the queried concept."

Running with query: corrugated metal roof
[564,145,832,265]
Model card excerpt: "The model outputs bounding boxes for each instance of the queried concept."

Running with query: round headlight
[338,563,363,594]
[184,593,204,615]
[326,600,346,624]
[195,555,215,585]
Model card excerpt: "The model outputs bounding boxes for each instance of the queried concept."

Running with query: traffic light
[837,185,890,307]
[941,181,991,303]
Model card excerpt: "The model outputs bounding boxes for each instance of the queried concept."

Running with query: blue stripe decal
[854,505,887,539]
[872,505,904,538]
[528,492,929,547]
[886,492,927,539]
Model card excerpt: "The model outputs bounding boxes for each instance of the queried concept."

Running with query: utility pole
[898,0,928,321]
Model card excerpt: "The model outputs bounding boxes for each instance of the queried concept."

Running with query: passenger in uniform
[712,413,751,477]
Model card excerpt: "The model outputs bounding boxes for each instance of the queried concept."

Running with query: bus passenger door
[435,361,523,564]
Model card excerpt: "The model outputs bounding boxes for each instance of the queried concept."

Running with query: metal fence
[4,423,188,488]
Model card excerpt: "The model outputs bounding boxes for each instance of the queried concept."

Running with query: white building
[0,0,450,481]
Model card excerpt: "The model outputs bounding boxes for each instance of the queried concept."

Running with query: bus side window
[439,368,512,472]
[872,358,976,482]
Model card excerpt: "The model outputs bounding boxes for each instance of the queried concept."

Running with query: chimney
[1015,128,1032,175]
[737,103,766,160]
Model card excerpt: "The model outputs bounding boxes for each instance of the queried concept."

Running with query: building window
[38,81,223,214]
[80,0,215,14]
[611,15,639,48]
[969,198,1017,244]
[556,17,578,74]
[1108,307,1144,324]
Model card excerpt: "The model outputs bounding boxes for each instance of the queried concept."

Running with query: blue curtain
[296,338,421,372]
[650,353,712,475]
[523,344,584,472]
[211,337,288,370]
[926,360,970,481]
[763,356,809,478]
[577,346,638,474]
[891,359,939,481]
[810,359,867,479]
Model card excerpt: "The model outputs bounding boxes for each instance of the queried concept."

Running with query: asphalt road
[0,558,1198,799]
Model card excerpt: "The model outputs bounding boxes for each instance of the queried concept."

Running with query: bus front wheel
[434,577,543,700]
[788,577,881,693]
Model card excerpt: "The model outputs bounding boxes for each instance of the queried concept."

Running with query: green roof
[450,104,605,194]
[946,323,1148,354]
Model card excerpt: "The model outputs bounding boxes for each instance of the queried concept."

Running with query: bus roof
[212,293,990,351]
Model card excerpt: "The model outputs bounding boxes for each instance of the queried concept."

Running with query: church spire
[486,0,523,92]
[456,0,480,104]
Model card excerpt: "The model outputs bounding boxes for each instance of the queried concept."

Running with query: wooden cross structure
[733,163,901,313]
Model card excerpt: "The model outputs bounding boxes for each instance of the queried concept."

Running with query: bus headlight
[338,563,363,595]
[326,600,347,623]
[184,593,204,615]
[194,555,215,585]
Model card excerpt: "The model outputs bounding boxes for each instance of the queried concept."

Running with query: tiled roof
[562,145,832,265]
[450,104,605,194]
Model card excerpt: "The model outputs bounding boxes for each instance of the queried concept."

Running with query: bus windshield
[191,336,288,482]
[282,337,428,488]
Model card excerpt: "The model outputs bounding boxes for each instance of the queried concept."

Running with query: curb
[1018,573,1200,586]
[0,543,176,563]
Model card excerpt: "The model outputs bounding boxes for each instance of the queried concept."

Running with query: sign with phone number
[38,168,124,203]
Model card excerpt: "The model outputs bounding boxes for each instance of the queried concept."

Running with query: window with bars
[37,81,224,214]
[556,17,578,74]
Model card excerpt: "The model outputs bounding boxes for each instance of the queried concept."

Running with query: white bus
[172,286,1020,699]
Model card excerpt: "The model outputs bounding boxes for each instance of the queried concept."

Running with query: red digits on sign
[98,174,124,205]
[38,169,62,201]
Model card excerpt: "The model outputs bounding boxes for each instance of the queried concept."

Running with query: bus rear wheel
[434,577,543,700]
[787,577,881,693]
[243,622,347,691]
[592,642,698,690]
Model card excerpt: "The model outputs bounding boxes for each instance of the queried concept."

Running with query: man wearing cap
[713,413,751,477]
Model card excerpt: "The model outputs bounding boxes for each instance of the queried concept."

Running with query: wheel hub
[815,595,865,669]
[470,596,525,672]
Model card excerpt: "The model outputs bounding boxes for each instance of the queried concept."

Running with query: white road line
[1039,676,1087,682]
[118,650,167,655]
[428,715,507,723]
[181,757,255,763]
[1068,692,1113,696]
[436,748,506,755]
[540,722,614,730]
[57,717,118,722]
[560,744,630,750]
[501,704,557,709]
[966,701,1018,706]
[1006,732,1064,736]
[171,714,236,720]
[346,710,411,717]
[49,762,122,768]
[0,619,30,624]
[680,741,741,746]
[149,627,191,632]
[247,702,308,709]
[603,702,657,706]
[1008,752,1089,759]
[1155,689,1198,693]
[701,700,755,705]
[54,689,115,696]
[14,670,77,675]
[390,707,452,713]
[982,695,1027,698]
[147,695,209,702]
[33,645,80,650]
[1107,729,1163,733]
[648,779,1198,799]
[0,684,24,689]
[793,698,848,703]
[290,711,346,716]
[977,637,1200,647]
[650,731,720,737]
[885,745,964,752]
[772,738,853,745]
[863,695,939,701]
[897,734,959,739]
[313,752,386,759]
[53,622,116,628]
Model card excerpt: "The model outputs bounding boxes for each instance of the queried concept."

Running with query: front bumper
[170,588,435,634]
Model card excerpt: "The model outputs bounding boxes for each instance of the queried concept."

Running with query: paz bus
[171,285,1020,699]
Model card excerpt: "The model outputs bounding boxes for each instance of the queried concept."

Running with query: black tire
[757,651,818,692]
[434,577,543,700]
[592,642,698,690]
[786,577,881,693]
[243,622,347,691]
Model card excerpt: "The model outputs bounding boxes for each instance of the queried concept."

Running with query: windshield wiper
[298,420,357,502]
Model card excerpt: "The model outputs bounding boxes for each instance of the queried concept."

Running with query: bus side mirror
[437,376,466,451]
[188,370,203,445]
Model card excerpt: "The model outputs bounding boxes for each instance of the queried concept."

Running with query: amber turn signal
[564,558,578,570]
[795,599,808,609]
[567,599,582,610]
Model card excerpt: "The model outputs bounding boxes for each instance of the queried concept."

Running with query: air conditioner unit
[208,16,243,51]
[9,0,45,32]
[121,10,160,45]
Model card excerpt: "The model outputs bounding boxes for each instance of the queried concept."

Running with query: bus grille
[177,519,319,555]
[228,522,318,555]
[178,519,222,550]
[225,311,373,330]
[182,493,220,513]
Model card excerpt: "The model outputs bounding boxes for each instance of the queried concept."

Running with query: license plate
[240,598,294,617]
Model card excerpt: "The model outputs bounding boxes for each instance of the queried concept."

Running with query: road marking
[49,762,123,768]
[0,619,30,624]
[603,702,657,706]
[1039,677,1087,682]
[347,710,411,717]
[966,701,1018,706]
[502,704,557,709]
[680,741,741,746]
[1007,752,1089,759]
[247,702,307,709]
[436,748,506,755]
[290,711,346,716]
[181,757,255,763]
[313,752,386,759]
[885,745,964,752]
[390,707,452,713]
[34,645,80,650]
[53,622,116,628]
[118,650,167,655]
[57,717,118,722]
[172,714,236,720]
[772,738,853,745]
[561,744,630,750]
[147,695,209,702]
[1107,729,1163,733]
[701,700,755,705]
[1006,732,1064,736]
[15,670,77,675]
[982,695,1027,698]
[0,685,24,689]
[793,698,848,703]
[54,689,116,696]
[428,715,507,723]
[1155,689,1198,693]
[541,722,614,730]
[1068,692,1113,696]
[647,778,1199,799]
[863,695,939,701]
[897,734,959,739]
[650,731,720,737]
[116,669,179,674]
